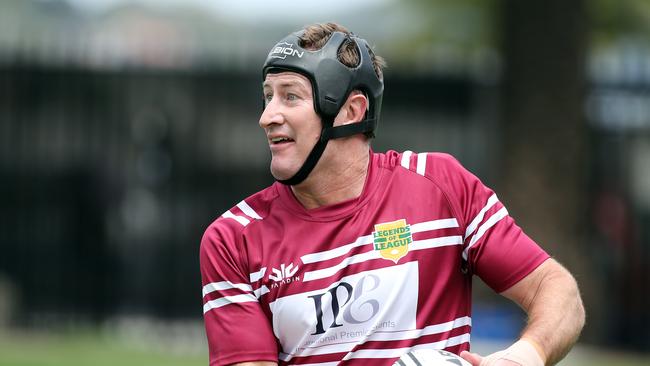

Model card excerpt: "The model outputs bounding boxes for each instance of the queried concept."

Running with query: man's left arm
[504,258,585,364]
[435,157,586,365]
[462,258,586,365]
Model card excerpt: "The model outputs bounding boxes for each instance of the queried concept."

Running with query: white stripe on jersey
[249,267,267,283]
[303,250,378,282]
[301,234,373,264]
[222,210,250,226]
[344,333,471,360]
[237,200,262,220]
[416,152,427,176]
[254,285,270,298]
[410,218,459,233]
[202,281,253,298]
[360,316,471,342]
[301,218,459,265]
[410,235,463,251]
[463,206,508,260]
[278,316,471,362]
[303,235,463,282]
[401,150,413,169]
[464,194,499,240]
[203,293,257,314]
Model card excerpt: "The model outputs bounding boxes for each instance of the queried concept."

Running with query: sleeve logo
[372,219,412,263]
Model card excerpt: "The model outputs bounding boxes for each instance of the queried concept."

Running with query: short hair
[298,23,386,81]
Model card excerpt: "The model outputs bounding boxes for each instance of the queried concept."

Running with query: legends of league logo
[372,219,413,263]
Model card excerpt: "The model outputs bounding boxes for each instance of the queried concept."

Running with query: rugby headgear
[262,30,384,185]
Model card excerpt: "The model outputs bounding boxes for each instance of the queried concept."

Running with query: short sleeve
[428,153,550,293]
[200,222,278,365]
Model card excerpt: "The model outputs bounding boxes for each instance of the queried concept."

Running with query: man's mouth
[270,137,294,145]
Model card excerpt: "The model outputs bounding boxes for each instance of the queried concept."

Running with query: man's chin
[270,166,296,182]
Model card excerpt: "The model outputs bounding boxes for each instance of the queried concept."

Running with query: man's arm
[503,258,585,364]
[201,222,280,365]
[462,258,585,365]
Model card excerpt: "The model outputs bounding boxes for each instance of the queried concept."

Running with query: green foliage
[395,0,498,48]
[588,0,650,43]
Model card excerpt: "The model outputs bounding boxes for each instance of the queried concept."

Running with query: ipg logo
[307,274,381,335]
[269,42,304,59]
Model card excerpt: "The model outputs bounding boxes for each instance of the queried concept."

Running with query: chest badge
[372,219,413,263]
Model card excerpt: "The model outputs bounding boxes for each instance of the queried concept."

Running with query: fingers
[460,350,483,366]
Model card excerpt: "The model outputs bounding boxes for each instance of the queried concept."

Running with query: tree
[498,0,590,334]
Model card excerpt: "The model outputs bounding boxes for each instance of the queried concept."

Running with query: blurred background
[0,0,649,365]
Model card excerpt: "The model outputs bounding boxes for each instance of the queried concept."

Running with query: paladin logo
[268,263,301,288]
[372,219,413,263]
[269,42,304,59]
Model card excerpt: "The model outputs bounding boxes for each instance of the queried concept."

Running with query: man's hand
[460,350,518,366]
[459,339,545,366]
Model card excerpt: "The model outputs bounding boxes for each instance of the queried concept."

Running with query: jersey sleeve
[428,153,550,293]
[200,220,278,365]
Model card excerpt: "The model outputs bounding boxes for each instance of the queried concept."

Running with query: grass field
[560,347,650,366]
[473,339,650,366]
[0,330,648,366]
[0,330,207,366]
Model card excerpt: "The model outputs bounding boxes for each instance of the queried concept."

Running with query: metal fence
[0,63,483,325]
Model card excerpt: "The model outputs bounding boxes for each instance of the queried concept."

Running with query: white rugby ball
[393,348,472,366]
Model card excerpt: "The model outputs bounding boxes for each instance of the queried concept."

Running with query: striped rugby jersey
[200,150,549,366]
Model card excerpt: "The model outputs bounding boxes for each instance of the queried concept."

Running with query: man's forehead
[263,72,310,88]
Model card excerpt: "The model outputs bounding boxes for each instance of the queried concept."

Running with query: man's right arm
[201,220,279,365]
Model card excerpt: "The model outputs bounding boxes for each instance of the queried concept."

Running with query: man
[200,23,585,366]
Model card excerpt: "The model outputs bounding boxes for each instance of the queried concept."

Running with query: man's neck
[291,148,370,210]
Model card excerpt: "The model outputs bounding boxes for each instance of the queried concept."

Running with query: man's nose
[259,99,283,129]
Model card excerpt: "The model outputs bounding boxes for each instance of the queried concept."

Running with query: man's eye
[287,93,298,101]
[264,94,273,102]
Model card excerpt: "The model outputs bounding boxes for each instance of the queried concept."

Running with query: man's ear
[335,92,368,126]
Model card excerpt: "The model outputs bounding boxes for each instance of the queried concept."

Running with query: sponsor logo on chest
[269,262,420,356]
[372,219,413,263]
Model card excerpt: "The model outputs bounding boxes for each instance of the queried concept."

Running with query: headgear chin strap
[262,30,383,186]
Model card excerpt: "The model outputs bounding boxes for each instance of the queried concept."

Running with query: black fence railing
[0,64,478,325]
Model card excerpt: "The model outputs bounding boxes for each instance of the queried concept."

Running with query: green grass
[474,339,650,366]
[0,331,207,366]
[560,346,650,366]
[0,330,648,366]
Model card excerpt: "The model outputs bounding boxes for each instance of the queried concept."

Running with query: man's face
[259,72,321,181]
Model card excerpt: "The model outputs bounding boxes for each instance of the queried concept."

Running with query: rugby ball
[393,348,472,366]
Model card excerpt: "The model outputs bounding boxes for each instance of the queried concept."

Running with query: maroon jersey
[200,150,549,366]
